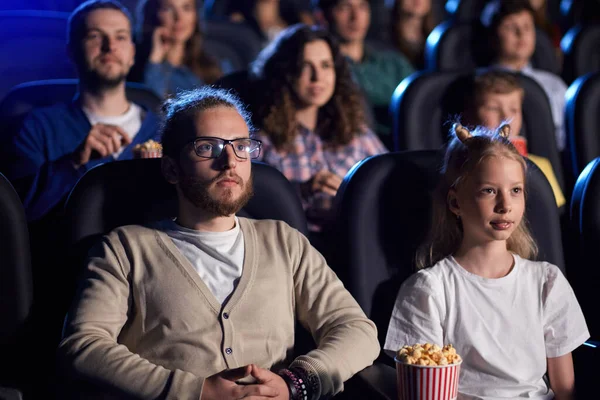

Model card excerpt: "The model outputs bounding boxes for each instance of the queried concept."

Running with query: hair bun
[453,123,472,143]
[497,124,511,138]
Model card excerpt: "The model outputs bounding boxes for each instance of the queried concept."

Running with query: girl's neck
[453,240,514,279]
[295,106,319,131]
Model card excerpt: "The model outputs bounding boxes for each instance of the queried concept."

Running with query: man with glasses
[59,87,380,400]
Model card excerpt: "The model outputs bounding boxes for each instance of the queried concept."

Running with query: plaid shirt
[257,126,387,229]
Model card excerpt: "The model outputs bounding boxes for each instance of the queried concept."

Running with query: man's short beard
[80,67,127,92]
[179,172,254,217]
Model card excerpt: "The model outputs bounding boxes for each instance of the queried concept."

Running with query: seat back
[564,72,600,181]
[0,173,33,392]
[0,174,33,340]
[214,70,257,115]
[332,151,564,346]
[561,25,600,84]
[560,0,600,32]
[0,79,162,147]
[445,0,489,22]
[426,22,560,75]
[570,157,600,338]
[204,20,263,69]
[391,69,564,189]
[0,10,76,102]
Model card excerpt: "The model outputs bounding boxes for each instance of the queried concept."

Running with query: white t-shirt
[158,218,244,305]
[83,102,144,158]
[384,254,589,400]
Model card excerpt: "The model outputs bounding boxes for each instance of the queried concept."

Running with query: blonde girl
[384,123,589,400]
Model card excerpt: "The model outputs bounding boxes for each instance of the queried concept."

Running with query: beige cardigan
[59,218,379,399]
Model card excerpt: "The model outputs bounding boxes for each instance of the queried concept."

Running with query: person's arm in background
[289,229,380,398]
[143,26,175,98]
[7,115,131,221]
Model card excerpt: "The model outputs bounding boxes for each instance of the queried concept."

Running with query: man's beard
[79,60,128,91]
[179,172,254,217]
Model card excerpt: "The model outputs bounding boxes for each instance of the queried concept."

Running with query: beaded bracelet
[289,366,320,399]
[278,368,309,400]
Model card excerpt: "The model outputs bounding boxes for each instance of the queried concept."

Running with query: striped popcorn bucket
[135,150,163,159]
[394,358,462,400]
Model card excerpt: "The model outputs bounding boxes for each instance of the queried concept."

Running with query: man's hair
[313,0,371,16]
[473,70,525,106]
[67,0,133,50]
[481,0,535,33]
[161,87,255,160]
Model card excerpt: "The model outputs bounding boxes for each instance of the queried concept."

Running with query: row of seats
[0,10,264,102]
[2,7,599,102]
[426,20,600,83]
[1,151,598,397]
[2,67,599,197]
[445,0,598,32]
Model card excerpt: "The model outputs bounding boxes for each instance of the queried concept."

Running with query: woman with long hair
[389,0,437,69]
[250,24,387,231]
[133,0,222,97]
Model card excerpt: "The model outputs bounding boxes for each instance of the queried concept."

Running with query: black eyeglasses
[189,137,262,160]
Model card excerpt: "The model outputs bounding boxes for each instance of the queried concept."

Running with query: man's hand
[149,26,173,64]
[72,124,131,168]
[201,365,281,400]
[303,170,343,197]
[250,365,289,400]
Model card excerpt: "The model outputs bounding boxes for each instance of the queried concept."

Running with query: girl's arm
[547,353,575,400]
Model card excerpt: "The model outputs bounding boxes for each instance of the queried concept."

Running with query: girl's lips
[490,221,513,230]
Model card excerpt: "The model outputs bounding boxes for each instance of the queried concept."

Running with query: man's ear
[447,189,460,217]
[161,156,180,185]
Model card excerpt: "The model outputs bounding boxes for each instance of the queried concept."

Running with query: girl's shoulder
[403,257,454,291]
[514,255,565,284]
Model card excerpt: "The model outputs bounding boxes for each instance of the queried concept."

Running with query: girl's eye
[482,188,495,194]
[512,187,523,194]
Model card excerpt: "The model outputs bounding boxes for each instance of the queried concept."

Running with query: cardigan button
[225,347,233,355]
[223,312,229,319]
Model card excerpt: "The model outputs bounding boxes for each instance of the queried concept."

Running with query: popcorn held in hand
[397,343,462,366]
[133,140,162,159]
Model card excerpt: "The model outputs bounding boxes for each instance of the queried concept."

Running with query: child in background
[481,0,567,151]
[466,70,565,208]
[384,123,589,399]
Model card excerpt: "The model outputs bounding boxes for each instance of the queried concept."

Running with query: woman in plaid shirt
[250,24,387,231]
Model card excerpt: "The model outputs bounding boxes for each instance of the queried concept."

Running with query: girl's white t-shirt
[384,254,589,400]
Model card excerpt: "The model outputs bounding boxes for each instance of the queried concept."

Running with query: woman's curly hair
[250,24,366,150]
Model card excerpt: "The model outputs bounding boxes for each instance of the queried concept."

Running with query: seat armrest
[340,363,397,400]
[573,340,598,398]
[0,387,23,400]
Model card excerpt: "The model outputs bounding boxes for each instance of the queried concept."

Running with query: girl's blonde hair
[415,123,538,269]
